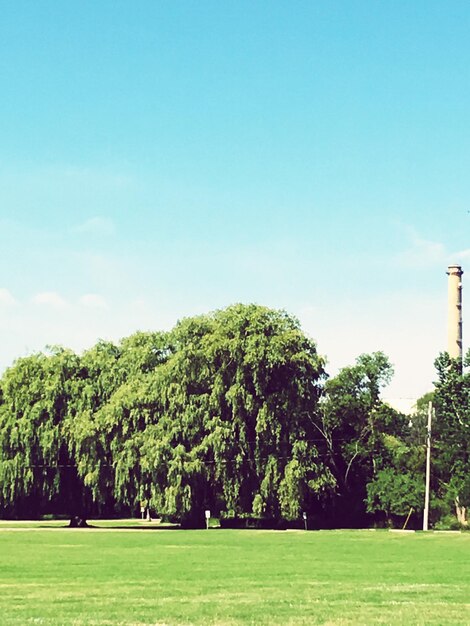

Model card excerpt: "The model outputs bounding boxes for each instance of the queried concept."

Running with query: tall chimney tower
[447,264,463,361]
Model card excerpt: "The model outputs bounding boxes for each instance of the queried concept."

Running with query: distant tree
[432,351,470,525]
[405,391,434,448]
[314,352,398,524]
[366,468,424,520]
[365,432,425,523]
[364,390,438,526]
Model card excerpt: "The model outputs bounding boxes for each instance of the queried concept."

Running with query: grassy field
[0,524,469,626]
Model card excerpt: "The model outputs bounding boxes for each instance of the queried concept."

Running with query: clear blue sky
[1,1,469,406]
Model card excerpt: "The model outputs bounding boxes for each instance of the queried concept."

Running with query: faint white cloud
[396,232,446,268]
[394,224,469,269]
[32,292,67,308]
[79,294,107,309]
[130,298,147,311]
[74,251,130,291]
[0,288,17,307]
[74,217,115,236]
[455,248,470,260]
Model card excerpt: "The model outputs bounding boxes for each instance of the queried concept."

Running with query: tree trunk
[68,515,89,527]
[455,497,467,526]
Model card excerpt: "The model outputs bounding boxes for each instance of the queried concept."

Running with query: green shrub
[434,514,464,531]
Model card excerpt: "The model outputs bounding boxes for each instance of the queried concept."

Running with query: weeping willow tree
[1,304,335,525]
[74,304,334,525]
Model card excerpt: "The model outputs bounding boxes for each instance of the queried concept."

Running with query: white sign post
[205,509,211,530]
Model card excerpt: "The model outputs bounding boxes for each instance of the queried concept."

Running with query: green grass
[0,525,469,625]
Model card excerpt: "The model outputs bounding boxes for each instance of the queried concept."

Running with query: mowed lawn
[0,525,469,626]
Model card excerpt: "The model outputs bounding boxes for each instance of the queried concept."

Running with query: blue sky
[0,1,469,407]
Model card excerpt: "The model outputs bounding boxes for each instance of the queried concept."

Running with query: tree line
[0,304,468,528]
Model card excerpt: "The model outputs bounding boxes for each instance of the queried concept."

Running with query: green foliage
[102,304,333,522]
[0,304,333,522]
[431,351,470,522]
[2,305,467,529]
[315,352,403,522]
[366,467,424,517]
[0,348,87,517]
[433,513,466,531]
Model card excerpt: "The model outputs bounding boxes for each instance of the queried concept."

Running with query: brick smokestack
[447,264,463,361]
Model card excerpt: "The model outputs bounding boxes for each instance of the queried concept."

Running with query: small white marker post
[302,512,308,531]
[205,509,211,530]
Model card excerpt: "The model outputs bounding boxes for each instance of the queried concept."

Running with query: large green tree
[74,305,334,525]
[314,352,400,524]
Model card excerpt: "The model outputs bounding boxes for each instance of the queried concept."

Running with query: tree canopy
[1,304,467,529]
[0,305,334,525]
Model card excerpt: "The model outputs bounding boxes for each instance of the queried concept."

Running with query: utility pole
[423,401,433,531]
